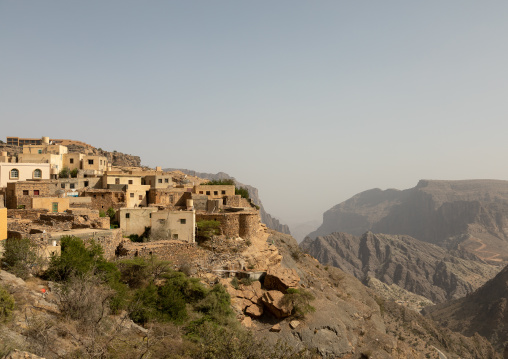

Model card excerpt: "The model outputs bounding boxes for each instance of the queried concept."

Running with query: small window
[38,149,42,154]
[84,181,89,187]
[126,213,130,219]
[180,219,186,224]
[139,195,142,200]
[165,178,169,183]
[23,190,29,196]
[214,191,218,195]
[221,190,226,195]
[173,234,178,239]
[115,178,120,184]
[34,190,39,196]
[130,193,134,198]
[128,180,133,184]
[199,191,203,194]
[10,169,19,179]
[70,183,75,189]
[33,169,42,178]
[61,183,65,189]
[206,191,210,195]
[158,179,162,183]
[149,213,152,218]
[93,194,97,198]
[70,158,74,164]
[88,159,94,165]
[100,160,102,165]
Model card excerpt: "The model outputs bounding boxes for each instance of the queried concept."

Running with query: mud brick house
[82,189,126,211]
[6,180,58,209]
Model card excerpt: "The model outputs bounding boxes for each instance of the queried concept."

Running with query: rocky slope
[300,231,499,304]
[164,168,291,235]
[249,230,500,358]
[424,263,508,353]
[308,179,508,263]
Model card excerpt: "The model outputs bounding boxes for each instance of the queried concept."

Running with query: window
[23,190,29,196]
[173,234,178,239]
[88,159,94,165]
[165,179,169,183]
[61,183,65,189]
[38,149,42,154]
[34,190,39,196]
[100,160,102,165]
[70,183,75,189]
[214,191,218,195]
[126,213,130,219]
[93,194,97,198]
[128,180,133,184]
[33,169,42,178]
[10,169,19,179]
[206,191,210,195]
[84,181,89,187]
[221,190,226,195]
[130,193,134,198]
[158,179,162,183]
[139,195,142,200]
[199,191,203,194]
[70,158,74,164]
[180,219,186,224]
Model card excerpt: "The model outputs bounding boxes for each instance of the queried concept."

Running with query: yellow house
[0,207,6,240]
[31,197,70,213]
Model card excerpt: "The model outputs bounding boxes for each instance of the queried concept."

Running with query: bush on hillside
[1,237,45,279]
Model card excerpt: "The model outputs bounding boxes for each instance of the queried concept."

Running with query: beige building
[17,138,67,178]
[0,207,7,240]
[0,163,51,187]
[144,173,173,188]
[118,207,157,236]
[150,210,196,243]
[194,185,235,199]
[103,173,143,188]
[126,185,150,208]
[6,180,58,209]
[32,197,70,213]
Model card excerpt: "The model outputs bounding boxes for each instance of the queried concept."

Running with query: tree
[70,168,79,178]
[59,167,70,178]
[196,220,221,241]
[1,238,45,279]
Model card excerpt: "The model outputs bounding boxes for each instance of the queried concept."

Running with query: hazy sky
[2,1,508,229]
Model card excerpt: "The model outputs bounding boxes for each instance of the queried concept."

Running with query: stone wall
[6,181,58,209]
[7,208,49,220]
[82,190,125,211]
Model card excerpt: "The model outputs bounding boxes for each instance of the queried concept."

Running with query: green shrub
[281,288,316,318]
[59,167,70,178]
[0,285,15,322]
[230,277,239,290]
[235,187,250,199]
[70,168,79,178]
[196,220,221,241]
[195,284,233,322]
[1,238,45,279]
[202,179,235,186]
[99,210,106,217]
[106,207,116,220]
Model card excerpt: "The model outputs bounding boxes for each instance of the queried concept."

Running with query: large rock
[264,266,300,292]
[261,290,292,318]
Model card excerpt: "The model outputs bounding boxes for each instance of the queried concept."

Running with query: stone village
[0,136,300,324]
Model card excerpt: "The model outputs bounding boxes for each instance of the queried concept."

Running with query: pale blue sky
[2,1,508,229]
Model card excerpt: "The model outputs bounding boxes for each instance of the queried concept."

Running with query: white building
[0,162,51,187]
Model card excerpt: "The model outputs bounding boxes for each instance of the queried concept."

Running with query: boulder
[261,290,292,318]
[289,320,300,329]
[269,323,281,332]
[245,303,263,317]
[264,266,300,292]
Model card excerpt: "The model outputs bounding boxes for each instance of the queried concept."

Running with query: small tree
[70,168,79,178]
[0,285,15,322]
[196,220,221,241]
[1,238,45,279]
[281,288,316,318]
[235,186,250,199]
[59,167,70,178]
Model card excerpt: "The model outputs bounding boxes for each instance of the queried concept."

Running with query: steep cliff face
[308,180,508,262]
[424,264,508,353]
[164,168,291,234]
[300,231,499,303]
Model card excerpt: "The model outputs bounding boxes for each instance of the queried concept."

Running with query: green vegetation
[99,210,106,217]
[0,285,15,322]
[281,288,316,318]
[1,237,45,279]
[70,168,79,178]
[59,167,70,178]
[235,186,250,199]
[196,220,221,241]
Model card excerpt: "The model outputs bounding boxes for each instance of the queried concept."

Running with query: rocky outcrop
[66,144,142,167]
[424,264,508,352]
[261,290,292,318]
[263,267,299,292]
[308,179,508,262]
[164,169,291,234]
[300,231,499,303]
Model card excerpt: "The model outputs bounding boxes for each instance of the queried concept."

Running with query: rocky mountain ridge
[308,179,508,263]
[423,263,508,353]
[164,168,291,235]
[300,231,500,304]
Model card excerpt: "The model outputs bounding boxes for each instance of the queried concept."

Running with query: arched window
[10,168,19,179]
[34,169,42,178]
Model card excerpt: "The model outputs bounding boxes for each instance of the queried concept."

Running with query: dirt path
[469,237,503,262]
